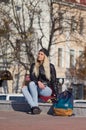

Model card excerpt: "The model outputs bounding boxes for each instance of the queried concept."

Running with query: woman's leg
[22,81,38,108]
[29,81,38,106]
[38,86,52,96]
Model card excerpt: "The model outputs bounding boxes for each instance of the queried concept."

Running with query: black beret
[39,48,49,57]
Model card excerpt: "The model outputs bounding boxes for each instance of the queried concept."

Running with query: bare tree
[0,0,43,92]
[0,0,86,93]
[0,0,46,71]
[74,47,86,80]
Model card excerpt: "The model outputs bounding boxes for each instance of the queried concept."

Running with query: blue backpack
[53,90,73,116]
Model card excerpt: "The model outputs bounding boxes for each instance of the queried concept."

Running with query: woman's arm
[50,63,58,96]
[30,63,39,85]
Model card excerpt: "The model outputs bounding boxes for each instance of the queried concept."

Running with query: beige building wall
[51,2,86,82]
[1,1,86,94]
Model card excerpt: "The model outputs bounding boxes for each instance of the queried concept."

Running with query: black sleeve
[50,63,58,96]
[30,63,38,85]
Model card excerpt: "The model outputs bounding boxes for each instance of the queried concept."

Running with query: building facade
[51,0,86,99]
[0,0,86,99]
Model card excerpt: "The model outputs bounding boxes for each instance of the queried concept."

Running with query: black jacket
[30,63,58,96]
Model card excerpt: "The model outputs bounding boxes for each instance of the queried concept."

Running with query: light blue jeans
[22,81,52,108]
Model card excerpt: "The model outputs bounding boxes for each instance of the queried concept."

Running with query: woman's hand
[38,81,45,89]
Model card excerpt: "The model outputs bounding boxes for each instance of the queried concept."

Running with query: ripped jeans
[22,81,52,108]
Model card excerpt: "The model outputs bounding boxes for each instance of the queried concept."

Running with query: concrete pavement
[0,111,86,130]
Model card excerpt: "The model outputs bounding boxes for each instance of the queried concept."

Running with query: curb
[0,100,86,116]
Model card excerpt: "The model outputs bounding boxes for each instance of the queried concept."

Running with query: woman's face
[37,51,45,62]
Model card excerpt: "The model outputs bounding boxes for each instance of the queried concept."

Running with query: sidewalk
[0,111,86,130]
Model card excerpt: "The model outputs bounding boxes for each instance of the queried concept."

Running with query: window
[71,16,78,32]
[9,96,26,102]
[78,50,83,62]
[79,17,84,35]
[0,0,9,3]
[58,12,63,34]
[79,50,83,56]
[0,95,6,100]
[58,48,63,67]
[70,49,75,68]
[15,40,21,59]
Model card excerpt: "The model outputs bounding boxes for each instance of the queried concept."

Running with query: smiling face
[37,51,45,63]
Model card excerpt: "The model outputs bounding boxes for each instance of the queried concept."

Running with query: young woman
[22,48,58,114]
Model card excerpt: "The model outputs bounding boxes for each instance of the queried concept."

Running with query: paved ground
[0,111,86,130]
